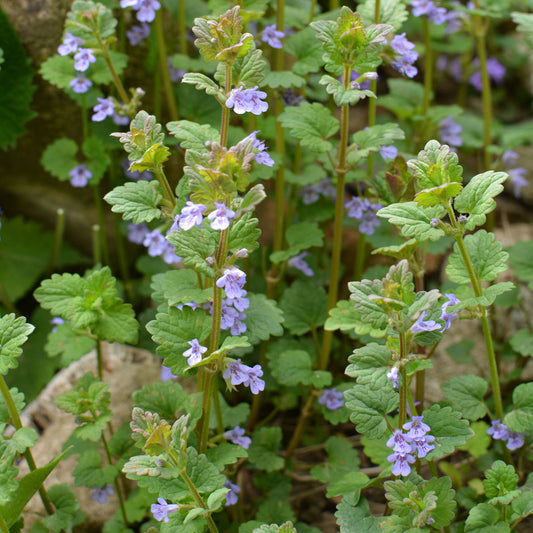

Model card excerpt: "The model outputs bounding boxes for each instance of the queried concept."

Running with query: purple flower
[487,420,510,441]
[387,367,399,389]
[411,311,440,334]
[359,210,381,235]
[151,497,179,523]
[73,48,96,72]
[403,416,432,438]
[502,150,519,166]
[409,433,436,458]
[288,251,314,277]
[216,267,247,299]
[226,292,250,312]
[223,360,265,394]
[143,228,167,256]
[345,197,367,219]
[230,315,247,335]
[261,24,285,48]
[380,145,398,160]
[390,33,418,78]
[440,293,460,331]
[219,301,239,330]
[135,0,161,22]
[226,86,268,115]
[91,484,114,504]
[207,202,236,230]
[318,388,345,410]
[58,33,83,56]
[160,363,177,381]
[50,317,64,333]
[246,131,275,167]
[112,112,130,126]
[345,197,382,235]
[121,0,140,6]
[69,164,92,187]
[224,481,241,506]
[176,201,207,231]
[224,426,251,449]
[243,364,265,394]
[127,23,151,46]
[508,168,528,198]
[411,0,448,24]
[69,74,93,94]
[182,338,208,366]
[167,57,186,82]
[223,359,250,386]
[439,116,462,147]
[350,70,374,91]
[127,222,150,244]
[469,57,506,91]
[387,450,416,476]
[92,97,115,122]
[507,431,525,451]
[387,429,415,455]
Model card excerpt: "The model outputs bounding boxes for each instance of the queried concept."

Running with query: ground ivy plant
[2,0,533,531]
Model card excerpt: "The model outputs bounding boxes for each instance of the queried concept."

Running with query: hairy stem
[154,11,179,121]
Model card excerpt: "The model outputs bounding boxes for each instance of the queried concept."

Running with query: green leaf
[445,230,508,284]
[65,0,116,40]
[45,323,96,365]
[464,503,509,532]
[248,427,284,472]
[243,293,284,345]
[454,282,515,308]
[181,72,222,97]
[72,450,117,488]
[167,120,219,151]
[349,123,405,165]
[510,491,533,524]
[347,279,389,337]
[453,171,508,230]
[441,375,488,421]
[345,343,391,385]
[310,436,367,498]
[457,421,491,458]
[227,213,261,253]
[378,79,424,119]
[268,349,330,388]
[159,269,211,307]
[284,27,324,76]
[42,483,84,532]
[335,496,382,533]
[146,306,212,376]
[278,103,339,153]
[0,448,69,528]
[423,404,474,460]
[345,381,398,439]
[104,180,163,224]
[510,329,533,357]
[39,55,76,90]
[167,225,217,277]
[484,460,518,499]
[0,386,24,424]
[504,383,533,432]
[280,280,328,335]
[407,140,463,189]
[91,51,128,84]
[414,182,463,208]
[0,8,35,149]
[263,70,306,89]
[0,314,34,374]
[41,138,79,180]
[377,202,446,241]
[359,0,408,30]
[319,75,375,106]
[508,240,533,289]
[384,476,456,530]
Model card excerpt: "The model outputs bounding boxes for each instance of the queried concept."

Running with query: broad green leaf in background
[508,240,533,289]
[167,120,219,151]
[335,496,382,533]
[345,343,391,385]
[278,103,339,153]
[359,0,408,29]
[510,329,533,357]
[441,375,488,421]
[0,7,35,150]
[504,382,533,433]
[483,460,518,500]
[248,427,284,472]
[243,293,284,344]
[280,280,328,335]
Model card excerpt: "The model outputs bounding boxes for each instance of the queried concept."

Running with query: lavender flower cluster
[487,420,525,451]
[387,416,435,476]
[120,0,161,23]
[345,197,383,235]
[318,388,344,410]
[299,178,336,205]
[411,293,460,334]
